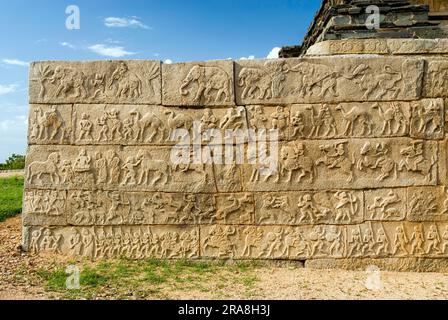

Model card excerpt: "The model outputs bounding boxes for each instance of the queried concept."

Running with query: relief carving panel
[162,61,234,106]
[236,57,424,105]
[29,61,161,104]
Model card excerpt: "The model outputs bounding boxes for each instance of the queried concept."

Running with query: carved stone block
[162,61,234,106]
[23,190,67,226]
[254,191,364,226]
[25,145,216,193]
[407,187,448,222]
[29,61,161,104]
[28,104,73,145]
[25,226,200,259]
[424,60,448,98]
[235,57,424,105]
[364,188,406,221]
[70,104,248,146]
[243,138,438,192]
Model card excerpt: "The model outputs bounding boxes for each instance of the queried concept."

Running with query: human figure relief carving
[202,225,237,258]
[25,190,66,216]
[30,228,62,254]
[307,104,338,138]
[410,100,444,139]
[30,106,70,144]
[316,141,354,182]
[398,141,437,183]
[257,191,361,225]
[335,104,373,136]
[366,189,405,220]
[372,103,408,136]
[357,142,397,181]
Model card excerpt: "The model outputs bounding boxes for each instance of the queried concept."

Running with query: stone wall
[24,39,448,270]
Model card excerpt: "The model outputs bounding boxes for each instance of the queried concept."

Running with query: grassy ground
[0,177,23,222]
[33,259,260,300]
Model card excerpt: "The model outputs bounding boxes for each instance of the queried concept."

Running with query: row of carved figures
[29,101,444,144]
[28,223,448,260]
[26,138,438,189]
[24,187,448,226]
[32,59,424,103]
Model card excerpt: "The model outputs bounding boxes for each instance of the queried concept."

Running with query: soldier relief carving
[24,57,448,267]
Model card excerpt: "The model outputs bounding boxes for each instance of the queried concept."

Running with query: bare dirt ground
[1,215,448,300]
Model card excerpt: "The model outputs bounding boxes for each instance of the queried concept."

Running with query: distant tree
[0,154,25,170]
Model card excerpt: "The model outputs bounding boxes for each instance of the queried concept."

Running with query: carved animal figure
[165,110,193,141]
[238,67,272,99]
[398,145,437,183]
[180,65,231,102]
[108,62,142,99]
[373,104,399,135]
[362,65,402,99]
[130,110,166,142]
[335,105,372,136]
[27,153,61,185]
[34,107,64,141]
[280,143,314,183]
[357,142,397,181]
[136,151,170,186]
[50,66,87,98]
[315,143,355,182]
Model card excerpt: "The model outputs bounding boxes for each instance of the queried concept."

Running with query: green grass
[0,177,24,222]
[35,259,259,299]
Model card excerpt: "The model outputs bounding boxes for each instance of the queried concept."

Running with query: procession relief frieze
[243,138,438,192]
[69,104,248,146]
[25,222,448,260]
[200,222,448,260]
[25,145,216,193]
[29,61,161,104]
[235,57,424,105]
[27,226,200,260]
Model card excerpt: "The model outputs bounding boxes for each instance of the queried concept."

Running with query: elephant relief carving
[180,65,232,103]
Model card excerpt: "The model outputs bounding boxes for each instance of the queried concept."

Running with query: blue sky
[0,0,321,162]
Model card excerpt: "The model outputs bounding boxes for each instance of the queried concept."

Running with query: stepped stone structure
[23,1,448,271]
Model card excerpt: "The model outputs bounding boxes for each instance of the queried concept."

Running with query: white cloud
[0,115,27,132]
[60,42,76,49]
[267,47,281,59]
[104,17,151,29]
[240,55,255,60]
[0,84,19,96]
[88,44,136,58]
[2,59,29,67]
[164,59,173,64]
